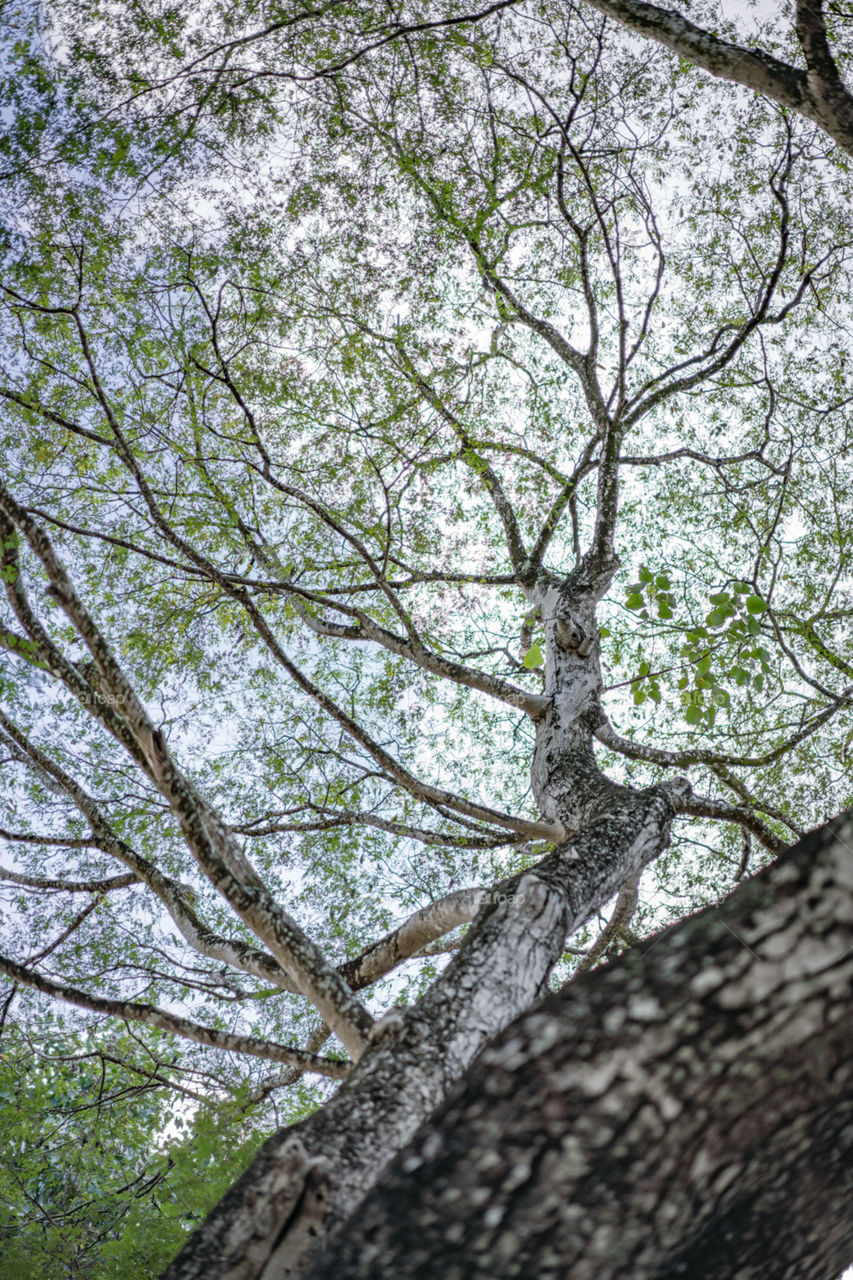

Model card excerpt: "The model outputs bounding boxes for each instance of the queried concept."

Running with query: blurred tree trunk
[168,813,853,1280]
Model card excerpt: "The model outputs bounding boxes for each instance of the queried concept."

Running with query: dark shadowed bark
[309,811,853,1280]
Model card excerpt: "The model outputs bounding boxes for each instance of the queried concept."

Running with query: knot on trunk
[651,775,693,816]
[553,615,595,656]
[209,1136,332,1280]
[256,1144,333,1280]
[365,1006,433,1056]
[514,871,555,913]
[367,1005,408,1047]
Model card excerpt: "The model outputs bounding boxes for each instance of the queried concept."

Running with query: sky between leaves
[0,0,851,1153]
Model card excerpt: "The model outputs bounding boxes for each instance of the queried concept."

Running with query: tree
[0,1019,273,1278]
[0,1,851,1276]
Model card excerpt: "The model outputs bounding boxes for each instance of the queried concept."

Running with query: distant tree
[0,2,850,1276]
[0,1020,273,1277]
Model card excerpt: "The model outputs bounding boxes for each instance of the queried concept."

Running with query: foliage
[0,1020,297,1278]
[0,0,851,1265]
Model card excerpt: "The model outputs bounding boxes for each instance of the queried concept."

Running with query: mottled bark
[162,786,683,1280]
[529,557,624,833]
[314,812,853,1280]
[337,888,487,990]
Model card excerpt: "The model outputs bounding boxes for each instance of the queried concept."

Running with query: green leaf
[523,642,544,669]
[746,595,767,614]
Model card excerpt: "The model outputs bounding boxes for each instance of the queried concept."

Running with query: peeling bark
[530,559,625,832]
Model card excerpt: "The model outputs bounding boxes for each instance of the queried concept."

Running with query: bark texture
[310,811,853,1280]
[161,787,683,1280]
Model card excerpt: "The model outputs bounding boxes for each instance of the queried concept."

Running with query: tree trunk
[309,811,853,1280]
[162,786,683,1280]
[161,570,853,1280]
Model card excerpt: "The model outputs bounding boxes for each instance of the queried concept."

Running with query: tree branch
[339,888,486,990]
[0,483,376,1058]
[0,866,138,892]
[565,870,640,980]
[583,0,853,156]
[0,953,350,1079]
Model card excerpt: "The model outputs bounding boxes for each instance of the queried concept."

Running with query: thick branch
[338,887,486,991]
[677,793,787,854]
[0,865,138,892]
[237,810,517,850]
[583,0,853,157]
[594,704,850,772]
[298,605,549,717]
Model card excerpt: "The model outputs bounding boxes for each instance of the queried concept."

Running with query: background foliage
[0,0,851,1271]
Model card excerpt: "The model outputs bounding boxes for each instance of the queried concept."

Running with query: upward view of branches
[0,0,851,1275]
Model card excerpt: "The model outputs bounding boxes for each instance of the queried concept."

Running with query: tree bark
[583,0,853,158]
[161,785,684,1279]
[311,811,853,1280]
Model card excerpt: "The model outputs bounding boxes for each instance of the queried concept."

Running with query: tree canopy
[0,0,851,1274]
